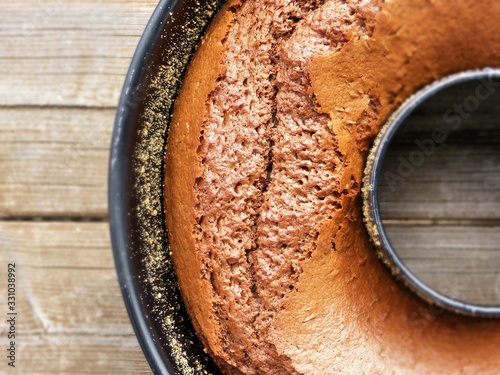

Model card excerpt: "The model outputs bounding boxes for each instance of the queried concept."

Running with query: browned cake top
[165,0,500,373]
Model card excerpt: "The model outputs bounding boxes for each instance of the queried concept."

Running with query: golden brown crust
[166,0,500,373]
[164,0,240,361]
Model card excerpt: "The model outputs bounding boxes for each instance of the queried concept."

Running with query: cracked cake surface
[165,0,500,373]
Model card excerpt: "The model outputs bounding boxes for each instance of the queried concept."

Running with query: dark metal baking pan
[109,0,224,373]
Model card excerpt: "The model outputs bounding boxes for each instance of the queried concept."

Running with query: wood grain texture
[0,1,156,107]
[15,335,151,375]
[0,0,156,373]
[0,222,150,373]
[0,108,112,217]
[379,143,500,220]
[385,225,500,305]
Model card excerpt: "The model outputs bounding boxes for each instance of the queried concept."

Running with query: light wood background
[0,0,156,373]
[1,1,500,374]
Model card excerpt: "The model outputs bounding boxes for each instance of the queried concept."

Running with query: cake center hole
[377,71,500,309]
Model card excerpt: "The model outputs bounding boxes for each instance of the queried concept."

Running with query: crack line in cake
[250,0,383,339]
[193,1,324,373]
[192,0,382,373]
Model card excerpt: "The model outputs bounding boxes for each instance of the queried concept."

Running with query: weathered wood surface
[385,225,500,305]
[379,143,500,220]
[0,1,156,107]
[0,0,156,373]
[0,108,113,218]
[0,222,151,373]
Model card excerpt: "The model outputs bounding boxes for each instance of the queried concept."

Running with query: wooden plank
[0,108,112,217]
[0,222,151,373]
[378,141,500,220]
[15,335,151,374]
[0,222,132,334]
[384,225,500,305]
[0,2,154,33]
[0,1,157,107]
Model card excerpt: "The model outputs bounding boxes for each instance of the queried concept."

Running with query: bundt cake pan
[109,0,224,373]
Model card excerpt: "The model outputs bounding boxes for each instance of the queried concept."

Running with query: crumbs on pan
[132,1,221,374]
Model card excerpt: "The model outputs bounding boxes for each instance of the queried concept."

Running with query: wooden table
[2,1,500,374]
[0,1,156,373]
